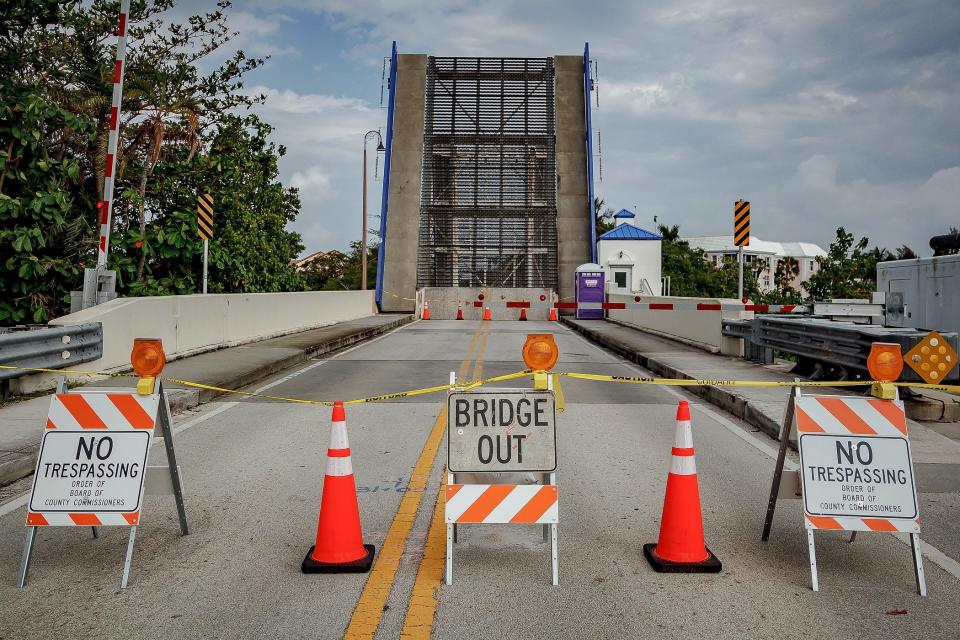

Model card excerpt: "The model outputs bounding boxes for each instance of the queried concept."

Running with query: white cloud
[290,166,332,199]
[246,85,382,254]
[237,0,960,257]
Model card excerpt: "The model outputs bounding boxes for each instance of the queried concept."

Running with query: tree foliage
[0,0,306,324]
[658,224,761,299]
[301,242,378,292]
[805,227,878,300]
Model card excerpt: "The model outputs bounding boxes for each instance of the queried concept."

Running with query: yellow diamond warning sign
[904,331,958,384]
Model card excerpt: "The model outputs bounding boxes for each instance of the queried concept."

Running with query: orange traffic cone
[456,304,464,320]
[519,307,528,321]
[303,402,375,573]
[549,307,558,321]
[421,301,430,320]
[483,306,492,321]
[643,400,721,573]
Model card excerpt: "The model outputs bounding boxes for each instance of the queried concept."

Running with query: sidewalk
[563,317,960,493]
[0,313,412,487]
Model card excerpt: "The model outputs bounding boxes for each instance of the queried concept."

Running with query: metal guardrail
[0,323,103,382]
[722,316,960,382]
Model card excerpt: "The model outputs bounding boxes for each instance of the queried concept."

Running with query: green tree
[0,1,95,323]
[301,242,379,291]
[0,0,305,323]
[594,196,614,237]
[657,224,760,299]
[895,245,918,260]
[805,227,878,300]
[759,256,803,305]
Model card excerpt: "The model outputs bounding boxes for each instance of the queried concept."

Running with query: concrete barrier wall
[606,294,750,355]
[420,287,554,320]
[8,291,377,390]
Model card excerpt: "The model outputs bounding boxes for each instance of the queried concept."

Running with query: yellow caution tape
[556,372,960,394]
[2,364,958,409]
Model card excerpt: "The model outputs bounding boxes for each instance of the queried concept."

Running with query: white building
[597,209,663,294]
[683,235,827,293]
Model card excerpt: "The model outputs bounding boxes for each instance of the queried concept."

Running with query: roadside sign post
[197,193,214,294]
[734,199,750,299]
[445,380,559,586]
[762,387,926,595]
[17,377,188,589]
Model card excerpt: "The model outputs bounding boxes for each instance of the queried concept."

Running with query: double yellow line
[344,322,490,639]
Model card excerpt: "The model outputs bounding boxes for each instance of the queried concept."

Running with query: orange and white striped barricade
[445,375,559,585]
[762,387,925,595]
[17,377,188,589]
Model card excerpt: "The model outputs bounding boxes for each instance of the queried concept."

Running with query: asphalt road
[1,320,959,639]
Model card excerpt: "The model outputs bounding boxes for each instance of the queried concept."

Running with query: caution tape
[2,364,958,408]
[0,364,532,407]
[555,372,960,394]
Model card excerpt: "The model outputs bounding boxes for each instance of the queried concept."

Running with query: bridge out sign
[447,389,556,472]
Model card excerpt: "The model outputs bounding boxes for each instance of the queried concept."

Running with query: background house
[683,236,826,293]
[597,209,663,294]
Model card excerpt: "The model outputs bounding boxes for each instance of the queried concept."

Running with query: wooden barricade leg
[549,471,558,586]
[16,527,37,588]
[807,529,819,592]
[120,525,138,589]
[911,533,928,596]
[762,387,799,541]
[158,381,189,535]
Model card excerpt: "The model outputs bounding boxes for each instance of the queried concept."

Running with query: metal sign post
[17,377,188,589]
[197,193,214,293]
[738,246,744,300]
[734,199,750,299]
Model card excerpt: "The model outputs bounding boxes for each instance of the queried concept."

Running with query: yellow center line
[398,473,449,639]
[398,323,490,639]
[343,322,485,640]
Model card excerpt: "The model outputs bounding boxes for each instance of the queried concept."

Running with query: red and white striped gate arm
[96,0,130,268]
[463,299,798,313]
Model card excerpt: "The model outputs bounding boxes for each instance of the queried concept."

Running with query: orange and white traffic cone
[549,307,558,321]
[518,307,528,321]
[421,301,430,320]
[643,400,721,573]
[483,306,492,321]
[302,402,375,573]
[456,304,464,320]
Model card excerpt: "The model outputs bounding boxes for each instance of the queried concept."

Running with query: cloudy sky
[216,0,958,257]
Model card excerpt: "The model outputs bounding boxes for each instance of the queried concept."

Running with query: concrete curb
[0,314,413,488]
[562,318,789,444]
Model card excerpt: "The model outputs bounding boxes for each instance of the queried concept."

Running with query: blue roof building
[597,209,663,294]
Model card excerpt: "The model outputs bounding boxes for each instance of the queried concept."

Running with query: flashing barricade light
[131,338,166,378]
[522,334,559,372]
[866,342,903,382]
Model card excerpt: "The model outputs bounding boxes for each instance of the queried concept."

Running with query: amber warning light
[522,334,559,372]
[866,342,903,382]
[131,338,166,377]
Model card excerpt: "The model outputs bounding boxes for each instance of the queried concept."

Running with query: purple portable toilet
[575,263,605,319]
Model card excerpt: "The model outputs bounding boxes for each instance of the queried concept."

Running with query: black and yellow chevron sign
[734,199,750,247]
[197,193,214,240]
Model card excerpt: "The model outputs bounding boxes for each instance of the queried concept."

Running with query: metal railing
[722,315,959,382]
[0,323,103,382]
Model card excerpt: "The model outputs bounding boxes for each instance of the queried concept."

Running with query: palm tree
[657,223,681,242]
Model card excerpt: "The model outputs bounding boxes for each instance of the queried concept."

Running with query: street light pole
[362,130,384,290]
